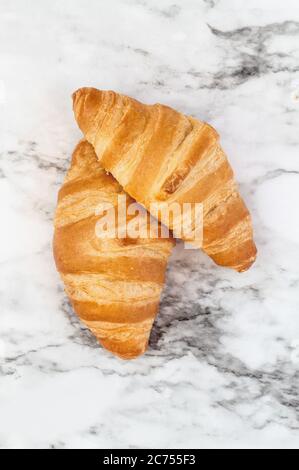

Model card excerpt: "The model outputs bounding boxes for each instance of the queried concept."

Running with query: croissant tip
[236,251,257,272]
[99,338,148,360]
[72,87,101,101]
[72,87,84,105]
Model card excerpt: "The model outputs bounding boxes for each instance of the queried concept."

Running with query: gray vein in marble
[253,168,299,187]
[135,0,181,19]
[203,0,220,8]
[2,147,68,174]
[193,21,299,89]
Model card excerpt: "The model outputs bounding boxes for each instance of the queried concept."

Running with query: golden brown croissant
[53,140,174,359]
[73,88,257,272]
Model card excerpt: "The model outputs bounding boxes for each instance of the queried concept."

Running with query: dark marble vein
[187,21,299,89]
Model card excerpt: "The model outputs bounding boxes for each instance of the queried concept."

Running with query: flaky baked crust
[53,140,173,359]
[73,88,257,272]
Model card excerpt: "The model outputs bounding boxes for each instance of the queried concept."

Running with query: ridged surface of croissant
[73,87,257,272]
[53,140,174,359]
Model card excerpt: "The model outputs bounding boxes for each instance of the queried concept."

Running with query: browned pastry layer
[53,140,174,359]
[73,87,257,272]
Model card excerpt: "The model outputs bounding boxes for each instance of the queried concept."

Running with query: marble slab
[0,0,299,448]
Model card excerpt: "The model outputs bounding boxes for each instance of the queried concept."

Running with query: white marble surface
[1,0,299,449]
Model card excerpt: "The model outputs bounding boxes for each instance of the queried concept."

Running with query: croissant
[73,88,257,272]
[53,140,174,359]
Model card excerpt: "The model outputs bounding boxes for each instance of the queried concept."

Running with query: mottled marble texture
[0,0,299,449]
